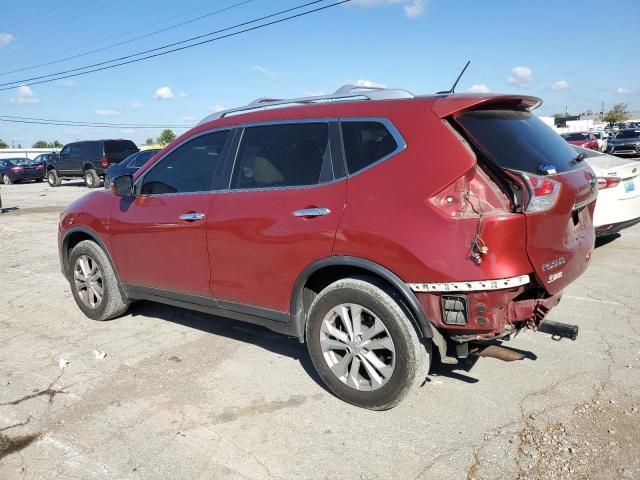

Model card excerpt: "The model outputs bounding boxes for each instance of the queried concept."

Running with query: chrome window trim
[409,274,531,293]
[338,117,407,178]
[134,127,232,197]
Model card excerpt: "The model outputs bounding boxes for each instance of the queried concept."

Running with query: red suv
[58,86,597,410]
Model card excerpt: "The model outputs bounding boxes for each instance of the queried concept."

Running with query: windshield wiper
[575,153,586,163]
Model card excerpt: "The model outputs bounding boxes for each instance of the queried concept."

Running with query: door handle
[293,207,331,218]
[179,212,206,222]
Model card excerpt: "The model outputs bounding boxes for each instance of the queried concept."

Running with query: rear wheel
[47,170,62,187]
[68,240,129,321]
[84,169,100,188]
[306,277,430,410]
[2,174,13,185]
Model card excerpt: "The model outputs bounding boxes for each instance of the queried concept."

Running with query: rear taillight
[597,177,620,190]
[100,156,109,167]
[10,166,24,173]
[520,173,561,212]
[35,165,44,171]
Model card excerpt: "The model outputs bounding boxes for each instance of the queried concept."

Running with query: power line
[0,116,192,129]
[0,0,253,77]
[0,0,348,91]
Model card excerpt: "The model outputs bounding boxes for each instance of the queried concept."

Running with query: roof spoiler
[431,94,542,118]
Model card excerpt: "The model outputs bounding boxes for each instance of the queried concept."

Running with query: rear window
[457,110,579,175]
[561,132,589,141]
[132,149,159,167]
[105,140,138,155]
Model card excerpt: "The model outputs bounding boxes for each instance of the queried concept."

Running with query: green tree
[0,139,8,149]
[52,140,63,148]
[157,129,176,145]
[604,103,630,125]
[145,137,154,146]
[32,140,50,148]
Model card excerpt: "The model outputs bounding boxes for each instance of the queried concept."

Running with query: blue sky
[1,0,638,147]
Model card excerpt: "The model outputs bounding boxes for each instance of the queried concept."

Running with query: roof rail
[198,84,414,125]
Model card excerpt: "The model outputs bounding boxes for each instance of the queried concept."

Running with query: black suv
[47,139,138,188]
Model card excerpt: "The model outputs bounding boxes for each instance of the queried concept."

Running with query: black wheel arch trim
[290,256,434,342]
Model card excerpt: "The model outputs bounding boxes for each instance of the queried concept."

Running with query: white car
[574,146,640,236]
[590,130,608,152]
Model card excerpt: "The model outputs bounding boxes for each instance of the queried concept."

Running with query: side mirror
[112,175,134,197]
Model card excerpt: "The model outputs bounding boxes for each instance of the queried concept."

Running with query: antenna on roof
[436,60,471,94]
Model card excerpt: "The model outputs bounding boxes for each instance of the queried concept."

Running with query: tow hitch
[538,320,579,341]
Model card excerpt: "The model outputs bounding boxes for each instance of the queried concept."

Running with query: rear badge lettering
[542,256,566,272]
[547,271,563,283]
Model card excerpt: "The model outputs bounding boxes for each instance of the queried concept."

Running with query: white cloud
[210,104,226,113]
[122,129,135,134]
[182,116,195,122]
[507,66,533,87]
[350,0,427,18]
[616,87,634,95]
[252,65,279,80]
[178,91,188,97]
[353,79,387,88]
[132,101,143,108]
[155,86,175,99]
[55,79,77,88]
[403,0,425,18]
[0,32,13,47]
[467,84,491,93]
[9,85,39,104]
[95,109,119,116]
[551,80,570,91]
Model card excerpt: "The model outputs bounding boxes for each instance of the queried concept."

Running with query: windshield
[457,110,579,175]
[561,132,589,141]
[615,130,640,139]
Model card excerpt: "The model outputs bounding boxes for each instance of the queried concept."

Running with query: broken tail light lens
[597,177,620,190]
[520,173,561,213]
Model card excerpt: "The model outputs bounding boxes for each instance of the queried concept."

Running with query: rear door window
[341,121,399,174]
[132,149,158,167]
[230,123,332,189]
[457,110,579,175]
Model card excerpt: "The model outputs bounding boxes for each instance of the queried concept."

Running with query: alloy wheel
[320,303,396,391]
[73,255,104,309]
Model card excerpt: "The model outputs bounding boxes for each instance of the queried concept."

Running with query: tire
[68,240,129,321]
[2,174,13,185]
[47,170,62,187]
[306,277,430,410]
[84,169,101,188]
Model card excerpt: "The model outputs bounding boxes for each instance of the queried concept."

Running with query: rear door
[206,121,346,313]
[456,109,597,294]
[69,144,83,172]
[109,130,231,296]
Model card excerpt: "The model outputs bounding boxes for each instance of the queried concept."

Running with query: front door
[207,122,346,313]
[110,129,231,296]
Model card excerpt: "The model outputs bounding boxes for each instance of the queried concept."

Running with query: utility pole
[600,101,605,121]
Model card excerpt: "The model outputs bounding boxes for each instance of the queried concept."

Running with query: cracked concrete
[1,182,639,479]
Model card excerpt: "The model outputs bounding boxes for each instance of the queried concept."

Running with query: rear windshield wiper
[575,153,586,162]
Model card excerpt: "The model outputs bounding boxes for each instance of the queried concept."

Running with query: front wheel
[68,240,129,321]
[306,277,430,410]
[84,169,101,188]
[2,174,13,185]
